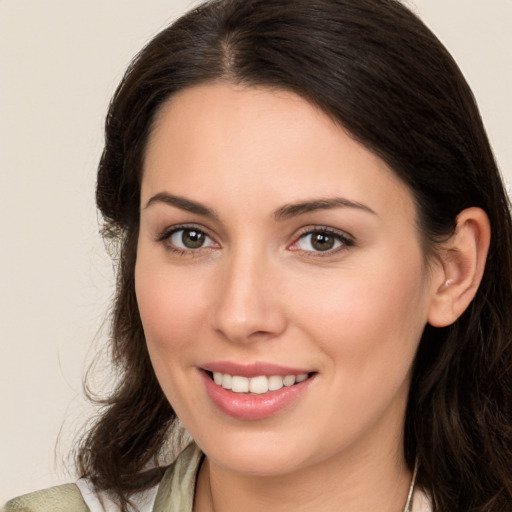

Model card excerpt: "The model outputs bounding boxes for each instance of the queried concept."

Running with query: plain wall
[1,0,511,502]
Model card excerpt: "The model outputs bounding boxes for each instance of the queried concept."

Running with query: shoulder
[2,483,90,512]
[2,443,203,512]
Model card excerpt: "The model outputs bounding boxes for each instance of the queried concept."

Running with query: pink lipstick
[200,362,316,420]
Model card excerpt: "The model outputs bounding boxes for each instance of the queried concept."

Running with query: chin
[210,447,305,476]
[190,425,321,476]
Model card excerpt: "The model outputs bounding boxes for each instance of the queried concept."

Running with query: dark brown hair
[77,1,512,510]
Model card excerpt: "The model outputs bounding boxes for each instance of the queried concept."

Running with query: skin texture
[135,84,490,512]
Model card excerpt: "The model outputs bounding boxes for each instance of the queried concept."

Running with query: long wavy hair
[76,1,512,510]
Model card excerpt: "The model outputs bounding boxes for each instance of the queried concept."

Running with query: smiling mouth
[208,371,314,394]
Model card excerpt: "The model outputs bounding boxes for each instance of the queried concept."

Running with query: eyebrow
[145,192,376,220]
[274,198,376,220]
[145,192,217,217]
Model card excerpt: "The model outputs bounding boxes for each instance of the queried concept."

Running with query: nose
[209,247,288,344]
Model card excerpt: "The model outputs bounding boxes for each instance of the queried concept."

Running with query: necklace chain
[402,458,419,512]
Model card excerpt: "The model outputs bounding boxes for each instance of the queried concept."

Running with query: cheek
[290,251,430,381]
[134,259,215,419]
[134,258,208,365]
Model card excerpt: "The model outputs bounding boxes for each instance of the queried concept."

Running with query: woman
[4,0,511,511]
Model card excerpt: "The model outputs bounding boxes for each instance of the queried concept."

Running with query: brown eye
[310,233,335,251]
[295,230,351,253]
[181,229,205,248]
[168,228,216,250]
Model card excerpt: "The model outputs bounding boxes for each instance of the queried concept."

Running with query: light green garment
[152,442,202,512]
[2,443,203,512]
[2,484,91,512]
[2,444,431,512]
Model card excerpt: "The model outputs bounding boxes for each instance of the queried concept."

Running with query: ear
[428,207,491,328]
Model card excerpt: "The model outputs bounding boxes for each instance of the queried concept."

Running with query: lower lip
[201,371,315,420]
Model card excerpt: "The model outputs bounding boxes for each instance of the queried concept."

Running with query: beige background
[1,0,511,502]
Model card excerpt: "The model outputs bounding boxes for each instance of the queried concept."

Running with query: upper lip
[201,361,313,378]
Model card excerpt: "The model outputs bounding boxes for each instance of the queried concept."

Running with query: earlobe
[427,207,491,328]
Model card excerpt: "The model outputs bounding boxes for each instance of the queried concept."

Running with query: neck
[194,437,412,512]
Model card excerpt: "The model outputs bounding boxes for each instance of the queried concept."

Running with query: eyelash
[155,224,354,257]
[155,224,218,256]
[290,226,355,256]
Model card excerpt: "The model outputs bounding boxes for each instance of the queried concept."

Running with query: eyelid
[156,222,204,241]
[154,223,353,256]
[155,223,220,253]
[288,225,355,255]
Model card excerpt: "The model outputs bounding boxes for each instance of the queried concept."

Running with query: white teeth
[283,375,296,386]
[249,375,269,394]
[268,375,284,391]
[231,376,249,392]
[211,372,310,394]
[221,373,232,390]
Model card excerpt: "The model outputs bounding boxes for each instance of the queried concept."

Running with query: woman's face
[136,83,440,476]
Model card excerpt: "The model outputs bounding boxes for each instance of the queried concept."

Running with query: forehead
[141,83,415,224]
